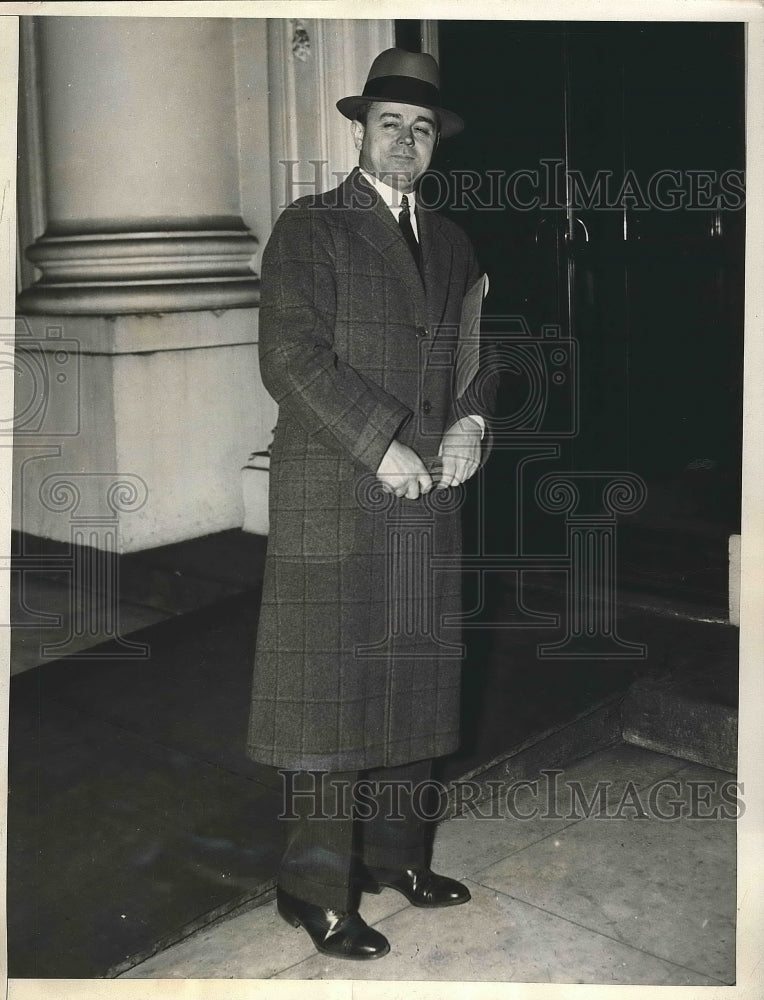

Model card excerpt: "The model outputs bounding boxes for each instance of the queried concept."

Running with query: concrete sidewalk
[121,742,736,985]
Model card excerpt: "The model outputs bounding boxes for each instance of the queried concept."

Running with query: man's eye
[415,127,433,136]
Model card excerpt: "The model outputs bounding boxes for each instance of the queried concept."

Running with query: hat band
[361,74,442,110]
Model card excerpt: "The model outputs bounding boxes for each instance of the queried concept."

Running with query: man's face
[352,102,438,194]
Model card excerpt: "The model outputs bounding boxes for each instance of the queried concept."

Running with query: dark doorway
[433,21,744,602]
[430,21,744,779]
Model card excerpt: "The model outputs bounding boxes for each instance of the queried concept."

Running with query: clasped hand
[376,418,482,500]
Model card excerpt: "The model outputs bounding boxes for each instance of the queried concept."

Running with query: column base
[12,310,277,551]
[19,227,260,315]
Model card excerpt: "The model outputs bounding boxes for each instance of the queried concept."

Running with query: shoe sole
[277,904,390,960]
[364,882,471,908]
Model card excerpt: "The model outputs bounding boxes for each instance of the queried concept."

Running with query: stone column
[14,16,394,552]
[14,16,274,551]
[267,18,394,217]
[18,16,258,314]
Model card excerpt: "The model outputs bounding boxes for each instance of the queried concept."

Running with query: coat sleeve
[258,206,412,473]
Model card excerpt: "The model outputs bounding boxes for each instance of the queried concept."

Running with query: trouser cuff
[361,841,428,871]
[278,868,354,911]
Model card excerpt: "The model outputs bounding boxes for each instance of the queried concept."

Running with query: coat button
[422,400,432,414]
[416,325,428,338]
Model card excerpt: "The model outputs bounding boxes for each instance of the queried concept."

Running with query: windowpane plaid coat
[247,169,495,772]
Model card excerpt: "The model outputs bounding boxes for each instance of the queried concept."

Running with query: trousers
[278,758,434,909]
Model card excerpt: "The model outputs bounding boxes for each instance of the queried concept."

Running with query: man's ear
[351,119,365,151]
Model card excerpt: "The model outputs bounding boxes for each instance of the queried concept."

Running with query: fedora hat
[336,48,464,138]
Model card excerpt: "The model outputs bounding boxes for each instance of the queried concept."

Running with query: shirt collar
[360,169,417,214]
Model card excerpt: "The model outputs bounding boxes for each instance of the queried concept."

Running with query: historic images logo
[5,317,151,661]
[277,159,745,214]
[278,770,745,823]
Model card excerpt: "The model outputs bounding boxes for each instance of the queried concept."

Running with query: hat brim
[336,95,464,139]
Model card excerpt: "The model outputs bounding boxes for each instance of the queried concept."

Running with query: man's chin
[380,169,419,191]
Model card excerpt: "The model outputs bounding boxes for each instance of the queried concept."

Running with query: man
[247,48,496,960]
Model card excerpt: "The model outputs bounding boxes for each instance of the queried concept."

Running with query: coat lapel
[418,207,454,335]
[343,170,429,323]
[336,170,458,362]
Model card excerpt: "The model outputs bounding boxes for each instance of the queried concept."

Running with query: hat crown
[366,48,441,89]
[336,46,464,138]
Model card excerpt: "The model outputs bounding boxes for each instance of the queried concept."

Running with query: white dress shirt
[360,169,420,239]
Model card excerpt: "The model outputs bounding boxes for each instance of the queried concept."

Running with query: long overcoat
[247,169,494,772]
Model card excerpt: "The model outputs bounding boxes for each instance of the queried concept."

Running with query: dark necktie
[398,195,423,279]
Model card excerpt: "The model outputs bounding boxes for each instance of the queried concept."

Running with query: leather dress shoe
[276,887,390,960]
[362,866,471,907]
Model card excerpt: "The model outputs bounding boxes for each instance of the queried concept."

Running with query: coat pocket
[268,456,358,561]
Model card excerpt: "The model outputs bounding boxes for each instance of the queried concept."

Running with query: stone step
[621,630,739,774]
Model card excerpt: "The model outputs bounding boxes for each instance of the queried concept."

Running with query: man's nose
[398,128,414,145]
